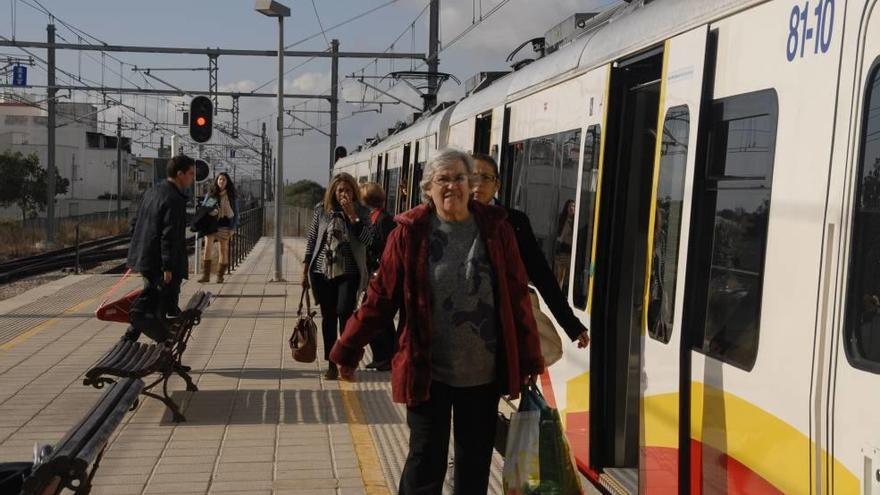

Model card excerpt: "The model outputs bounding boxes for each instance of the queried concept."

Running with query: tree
[284,179,325,208]
[0,150,69,220]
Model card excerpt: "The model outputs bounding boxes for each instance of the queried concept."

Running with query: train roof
[338,0,765,169]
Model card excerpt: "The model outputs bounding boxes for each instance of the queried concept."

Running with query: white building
[0,99,142,219]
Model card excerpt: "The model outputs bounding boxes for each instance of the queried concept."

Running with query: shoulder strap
[297,290,312,316]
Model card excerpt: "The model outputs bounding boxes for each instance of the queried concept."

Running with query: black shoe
[373,360,391,372]
[365,361,378,369]
[324,364,338,380]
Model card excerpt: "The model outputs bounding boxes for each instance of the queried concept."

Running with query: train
[333,0,880,493]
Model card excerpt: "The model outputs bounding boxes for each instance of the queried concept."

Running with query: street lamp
[255,0,290,282]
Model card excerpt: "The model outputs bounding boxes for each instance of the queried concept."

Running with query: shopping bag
[530,292,563,367]
[503,381,583,495]
[95,269,141,323]
[289,290,318,363]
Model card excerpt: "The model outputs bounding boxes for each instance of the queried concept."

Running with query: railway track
[0,235,196,284]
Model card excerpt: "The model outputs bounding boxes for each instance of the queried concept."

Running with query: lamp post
[255,0,290,282]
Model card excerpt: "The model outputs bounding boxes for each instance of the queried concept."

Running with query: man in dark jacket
[124,154,195,342]
[471,153,590,348]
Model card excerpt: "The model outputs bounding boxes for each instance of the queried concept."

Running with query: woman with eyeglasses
[330,148,545,494]
[471,153,590,349]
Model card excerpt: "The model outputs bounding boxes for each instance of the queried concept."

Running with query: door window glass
[574,125,601,310]
[845,61,880,371]
[691,90,777,371]
[648,106,690,343]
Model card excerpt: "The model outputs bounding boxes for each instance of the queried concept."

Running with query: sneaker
[373,360,391,372]
[324,364,339,380]
[365,361,378,369]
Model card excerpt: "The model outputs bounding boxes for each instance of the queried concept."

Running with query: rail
[227,206,265,274]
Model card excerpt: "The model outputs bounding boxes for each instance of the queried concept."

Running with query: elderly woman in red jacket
[330,148,544,494]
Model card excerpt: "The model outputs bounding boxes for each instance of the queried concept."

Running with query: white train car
[335,0,880,492]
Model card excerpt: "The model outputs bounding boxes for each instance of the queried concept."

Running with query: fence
[227,206,265,273]
[264,205,314,238]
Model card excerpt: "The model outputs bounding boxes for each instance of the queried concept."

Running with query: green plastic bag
[503,382,583,495]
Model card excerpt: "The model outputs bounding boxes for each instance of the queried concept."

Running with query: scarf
[218,190,234,219]
[321,211,350,279]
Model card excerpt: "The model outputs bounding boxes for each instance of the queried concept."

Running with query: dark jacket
[506,207,588,341]
[202,192,241,228]
[127,180,189,279]
[330,201,545,406]
[366,208,397,273]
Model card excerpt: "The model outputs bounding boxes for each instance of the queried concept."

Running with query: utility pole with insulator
[46,23,57,245]
[426,0,440,111]
[116,116,122,216]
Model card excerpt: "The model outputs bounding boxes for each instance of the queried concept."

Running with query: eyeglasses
[431,174,469,187]
[474,173,498,184]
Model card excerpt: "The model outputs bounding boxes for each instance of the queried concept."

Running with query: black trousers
[312,273,359,362]
[399,381,500,495]
[125,271,182,342]
[368,319,397,363]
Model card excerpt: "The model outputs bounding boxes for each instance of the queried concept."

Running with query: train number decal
[787,0,835,61]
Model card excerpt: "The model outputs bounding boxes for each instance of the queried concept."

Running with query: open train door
[639,26,708,494]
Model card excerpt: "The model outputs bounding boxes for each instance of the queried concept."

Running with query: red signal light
[196,116,207,127]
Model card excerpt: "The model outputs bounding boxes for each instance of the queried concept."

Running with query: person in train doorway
[302,172,374,380]
[197,172,239,284]
[471,153,590,349]
[124,154,195,344]
[358,181,397,372]
[330,148,546,494]
[555,199,576,290]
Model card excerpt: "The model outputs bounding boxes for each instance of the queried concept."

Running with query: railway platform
[0,236,550,495]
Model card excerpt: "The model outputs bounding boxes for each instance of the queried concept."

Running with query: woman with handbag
[330,149,545,493]
[197,173,239,283]
[302,172,374,380]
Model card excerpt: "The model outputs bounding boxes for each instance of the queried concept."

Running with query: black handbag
[190,205,218,235]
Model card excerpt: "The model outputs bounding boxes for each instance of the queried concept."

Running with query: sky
[1,0,622,185]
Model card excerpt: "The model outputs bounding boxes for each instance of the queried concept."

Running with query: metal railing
[227,206,265,273]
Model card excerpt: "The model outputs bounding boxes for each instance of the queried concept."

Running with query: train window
[573,125,602,310]
[844,61,880,372]
[507,128,581,293]
[692,90,777,371]
[385,168,400,215]
[648,106,690,343]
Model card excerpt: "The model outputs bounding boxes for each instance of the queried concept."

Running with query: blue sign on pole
[12,65,27,87]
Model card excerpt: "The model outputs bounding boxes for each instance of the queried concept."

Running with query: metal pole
[46,24,56,245]
[116,116,122,215]
[426,0,440,110]
[274,16,284,281]
[260,122,266,210]
[74,223,80,274]
[329,39,339,176]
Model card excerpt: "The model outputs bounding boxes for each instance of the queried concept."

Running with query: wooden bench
[83,291,211,422]
[0,377,143,495]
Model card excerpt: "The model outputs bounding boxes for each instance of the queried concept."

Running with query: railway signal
[189,96,213,143]
[194,159,211,182]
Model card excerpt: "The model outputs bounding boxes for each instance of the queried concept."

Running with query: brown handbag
[289,290,318,363]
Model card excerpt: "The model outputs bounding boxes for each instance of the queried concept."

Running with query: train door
[399,143,411,212]
[590,47,663,493]
[639,27,708,494]
[474,110,492,154]
[829,3,880,493]
[411,141,423,209]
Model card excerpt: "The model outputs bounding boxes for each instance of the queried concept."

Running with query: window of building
[845,60,880,372]
[506,128,581,293]
[573,125,601,310]
[648,106,690,343]
[690,89,777,371]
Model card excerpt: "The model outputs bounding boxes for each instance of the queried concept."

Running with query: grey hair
[419,147,475,207]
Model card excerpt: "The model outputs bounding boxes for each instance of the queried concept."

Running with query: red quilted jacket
[329,200,545,406]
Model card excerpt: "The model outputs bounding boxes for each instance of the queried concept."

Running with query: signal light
[189,96,213,143]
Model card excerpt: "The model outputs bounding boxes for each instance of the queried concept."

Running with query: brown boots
[198,259,229,283]
[197,260,212,283]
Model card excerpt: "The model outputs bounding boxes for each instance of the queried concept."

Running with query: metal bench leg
[173,364,198,392]
[141,374,186,422]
